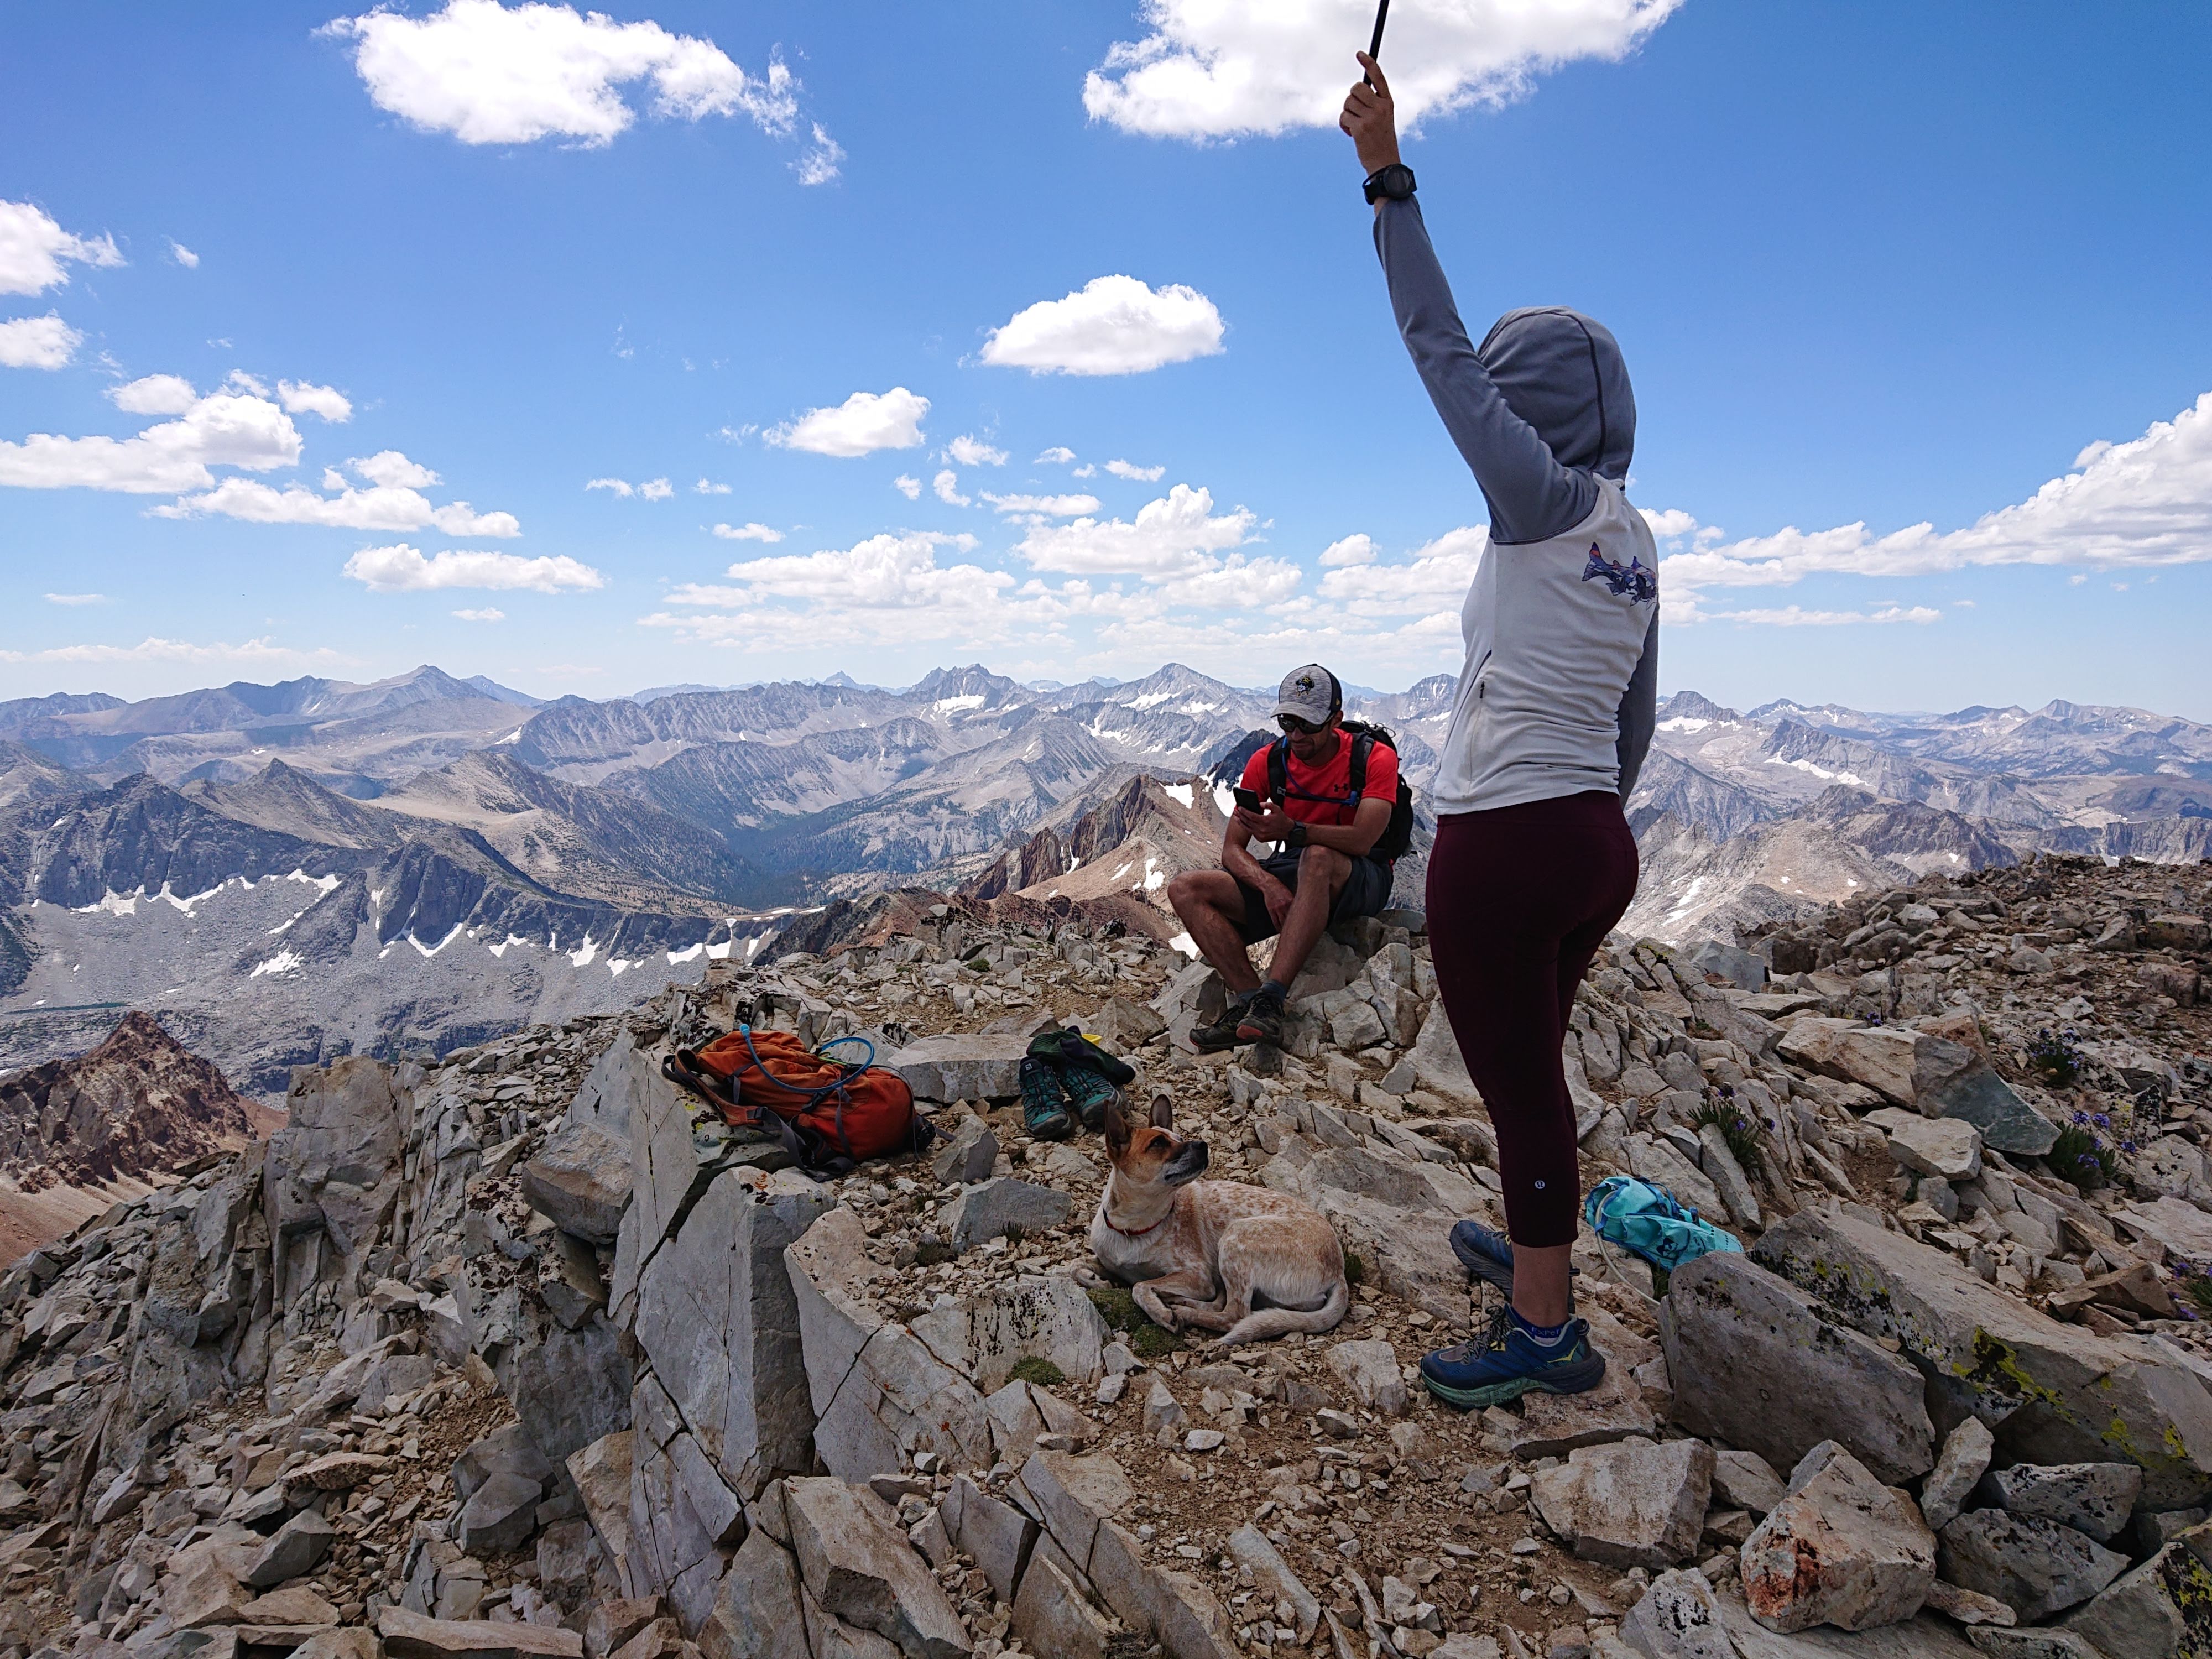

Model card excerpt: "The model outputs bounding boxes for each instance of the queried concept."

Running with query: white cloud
[0,636,333,668]
[1317,525,1487,616]
[325,0,797,147]
[587,476,633,495]
[278,380,352,421]
[1072,463,1097,478]
[1105,458,1166,481]
[110,374,199,415]
[352,450,439,488]
[169,241,200,268]
[1318,533,1376,567]
[980,275,1223,376]
[933,469,971,507]
[1640,506,1697,540]
[793,123,844,185]
[1660,392,2212,612]
[0,200,123,297]
[0,390,302,494]
[640,476,674,500]
[712,521,784,542]
[1704,605,1943,627]
[343,543,603,593]
[1015,483,1257,576]
[165,477,521,535]
[1035,446,1077,465]
[645,533,1014,645]
[44,592,106,606]
[0,314,82,370]
[694,478,731,494]
[1083,0,1682,139]
[452,607,505,622]
[766,386,928,457]
[981,492,1102,517]
[946,435,1009,467]
[891,473,922,500]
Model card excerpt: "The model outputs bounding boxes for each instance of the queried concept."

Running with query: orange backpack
[662,1028,927,1178]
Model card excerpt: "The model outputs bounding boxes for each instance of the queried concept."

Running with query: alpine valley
[2,662,2208,1098]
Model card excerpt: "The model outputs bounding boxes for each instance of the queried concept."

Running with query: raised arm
[1342,55,1594,547]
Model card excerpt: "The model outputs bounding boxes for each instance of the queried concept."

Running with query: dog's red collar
[1102,1207,1172,1238]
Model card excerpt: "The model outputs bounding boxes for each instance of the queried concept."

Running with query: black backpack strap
[1349,732,1371,798]
[1266,737,1287,802]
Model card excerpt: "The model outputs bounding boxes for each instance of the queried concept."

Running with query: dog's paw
[1072,1265,1108,1291]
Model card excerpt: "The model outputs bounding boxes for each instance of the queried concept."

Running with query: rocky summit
[1,852,2210,1659]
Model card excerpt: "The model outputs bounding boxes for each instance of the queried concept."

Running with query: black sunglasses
[1277,713,1328,735]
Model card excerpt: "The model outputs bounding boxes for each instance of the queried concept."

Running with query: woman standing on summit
[1341,55,1659,1408]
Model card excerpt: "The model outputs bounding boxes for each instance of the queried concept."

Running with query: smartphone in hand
[1230,786,1266,813]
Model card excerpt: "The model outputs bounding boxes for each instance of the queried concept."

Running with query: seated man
[1167,665,1398,1050]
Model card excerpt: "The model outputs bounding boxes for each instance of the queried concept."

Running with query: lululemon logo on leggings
[1533,1180,1546,1190]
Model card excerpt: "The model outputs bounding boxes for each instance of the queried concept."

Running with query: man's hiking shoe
[1235,992,1289,1047]
[1019,1056,1076,1142]
[1420,1308,1605,1410]
[1191,993,1256,1053]
[1061,1067,1120,1134]
[1030,1025,1136,1086]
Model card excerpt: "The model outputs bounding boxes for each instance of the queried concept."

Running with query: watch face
[1384,165,1414,197]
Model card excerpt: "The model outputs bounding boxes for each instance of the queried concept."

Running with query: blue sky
[4,0,2210,716]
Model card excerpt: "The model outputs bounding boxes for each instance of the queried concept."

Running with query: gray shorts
[1235,849,1394,943]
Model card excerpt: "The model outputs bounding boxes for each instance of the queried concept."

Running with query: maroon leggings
[1426,791,1640,1247]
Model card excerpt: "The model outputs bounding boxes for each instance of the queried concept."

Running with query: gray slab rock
[634,1167,832,1498]
[1981,1462,2143,1544]
[930,1116,997,1187]
[1014,1450,1140,1574]
[1226,1523,1321,1644]
[522,1123,634,1245]
[1530,1436,1715,1569]
[1511,1361,1660,1458]
[1960,1630,2103,1658]
[1662,1250,1934,1485]
[1010,1548,1114,1659]
[510,1311,634,1468]
[1927,1070,2058,1159]
[1740,1442,1936,1634]
[460,1469,546,1556]
[937,1178,1072,1252]
[565,1431,633,1593]
[1259,1139,1493,1323]
[1866,1110,1983,1182]
[1920,1418,1995,1533]
[911,1272,1107,1391]
[243,1508,337,1589]
[1630,1134,1730,1223]
[1937,1510,2129,1623]
[940,1474,1036,1604]
[698,1527,811,1659]
[1713,1450,1786,1520]
[1753,1208,2212,1509]
[1698,1124,1764,1228]
[376,1606,584,1659]
[1622,1568,1736,1659]
[784,1477,972,1659]
[1715,1595,1980,1659]
[611,1041,722,1316]
[2062,1541,2212,1659]
[454,1423,555,1505]
[1327,1338,1408,1416]
[887,1034,1030,1102]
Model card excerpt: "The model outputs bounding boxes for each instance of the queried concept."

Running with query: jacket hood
[1476,307,1636,481]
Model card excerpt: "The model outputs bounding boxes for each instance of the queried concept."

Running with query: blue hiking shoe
[1419,1307,1606,1410]
[1448,1220,1581,1300]
[1019,1056,1077,1143]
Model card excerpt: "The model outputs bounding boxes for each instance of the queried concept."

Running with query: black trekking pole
[1364,0,1390,86]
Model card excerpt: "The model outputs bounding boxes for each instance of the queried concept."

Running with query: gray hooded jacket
[1374,196,1658,810]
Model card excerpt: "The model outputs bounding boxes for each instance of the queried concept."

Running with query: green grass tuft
[1086,1285,1182,1355]
[1132,1323,1182,1359]
[1009,1357,1067,1387]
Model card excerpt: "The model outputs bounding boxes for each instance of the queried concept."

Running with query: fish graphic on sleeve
[1580,544,1658,604]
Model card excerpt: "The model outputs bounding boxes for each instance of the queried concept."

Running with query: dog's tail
[1218,1276,1350,1346]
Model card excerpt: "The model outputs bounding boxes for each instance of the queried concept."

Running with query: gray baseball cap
[1275,664,1339,726]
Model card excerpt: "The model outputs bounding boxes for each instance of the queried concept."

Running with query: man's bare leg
[1264,846,1351,990]
[1166,870,1260,994]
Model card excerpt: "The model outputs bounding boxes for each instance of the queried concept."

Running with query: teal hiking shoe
[1060,1067,1120,1134]
[1019,1056,1076,1142]
[1419,1307,1606,1410]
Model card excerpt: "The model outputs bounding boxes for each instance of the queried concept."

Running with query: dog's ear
[1104,1095,1132,1157]
[1149,1092,1174,1131]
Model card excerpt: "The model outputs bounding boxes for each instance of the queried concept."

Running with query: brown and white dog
[1084,1092,1348,1346]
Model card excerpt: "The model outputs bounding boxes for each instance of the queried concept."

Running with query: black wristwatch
[1286,821,1310,849]
[1363,163,1416,205]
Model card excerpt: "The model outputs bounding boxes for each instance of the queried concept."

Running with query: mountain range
[1,659,2206,1093]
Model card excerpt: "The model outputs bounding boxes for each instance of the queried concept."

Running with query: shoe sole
[1234,1022,1284,1045]
[1450,1237,1516,1297]
[1421,1353,1606,1411]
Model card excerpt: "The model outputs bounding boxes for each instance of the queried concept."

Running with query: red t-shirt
[1240,732,1400,828]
